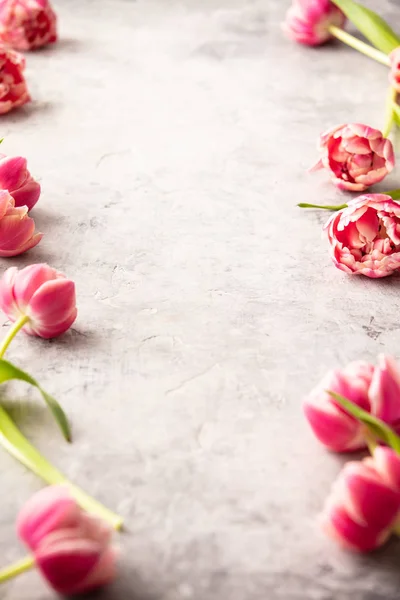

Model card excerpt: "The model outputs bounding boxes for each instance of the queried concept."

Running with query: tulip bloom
[0,189,41,257]
[0,43,29,114]
[322,447,400,552]
[17,486,117,595]
[283,0,345,47]
[0,0,57,51]
[304,355,400,452]
[325,194,400,278]
[0,263,77,340]
[312,123,395,191]
[0,154,40,210]
[389,47,400,93]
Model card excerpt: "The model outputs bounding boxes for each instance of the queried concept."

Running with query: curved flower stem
[0,315,29,359]
[0,556,34,584]
[0,405,123,530]
[382,87,398,138]
[298,202,347,210]
[329,26,390,66]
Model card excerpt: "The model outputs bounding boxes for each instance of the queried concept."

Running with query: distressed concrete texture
[1,0,400,598]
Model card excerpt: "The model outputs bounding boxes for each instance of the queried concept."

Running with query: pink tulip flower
[389,47,400,93]
[283,0,346,47]
[322,447,400,552]
[17,486,117,595]
[0,43,29,114]
[325,194,400,278]
[304,355,400,452]
[0,0,57,51]
[312,123,395,191]
[0,263,77,338]
[0,189,41,256]
[0,154,40,210]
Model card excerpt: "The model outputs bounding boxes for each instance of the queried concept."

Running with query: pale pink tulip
[283,0,345,47]
[0,189,41,256]
[0,42,29,113]
[389,47,400,93]
[0,263,77,338]
[312,123,395,191]
[0,154,40,210]
[0,0,57,51]
[322,447,400,552]
[304,355,400,452]
[17,486,117,595]
[325,194,400,278]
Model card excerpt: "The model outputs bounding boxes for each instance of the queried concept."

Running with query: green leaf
[331,0,400,54]
[0,359,71,442]
[392,102,400,127]
[384,188,400,200]
[329,391,400,453]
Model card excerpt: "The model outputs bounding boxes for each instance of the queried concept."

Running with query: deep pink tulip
[0,0,57,51]
[312,123,395,191]
[283,0,345,47]
[0,42,29,113]
[325,194,400,278]
[322,447,400,552]
[389,47,400,93]
[0,189,41,256]
[304,355,400,452]
[0,263,77,338]
[0,154,40,210]
[17,486,117,595]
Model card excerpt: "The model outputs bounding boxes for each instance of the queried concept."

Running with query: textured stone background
[1,0,400,598]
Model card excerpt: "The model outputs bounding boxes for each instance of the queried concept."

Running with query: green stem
[298,202,348,210]
[0,316,29,359]
[392,102,400,124]
[0,556,34,584]
[329,26,390,67]
[383,87,398,138]
[0,405,123,530]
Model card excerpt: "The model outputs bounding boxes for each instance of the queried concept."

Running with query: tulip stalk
[382,87,397,138]
[298,202,347,210]
[0,556,34,584]
[328,26,390,67]
[0,315,29,358]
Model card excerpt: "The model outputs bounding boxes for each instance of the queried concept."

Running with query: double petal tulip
[0,42,29,114]
[304,355,400,452]
[0,189,41,256]
[0,0,57,51]
[389,47,400,93]
[322,447,400,552]
[0,153,40,210]
[312,124,395,191]
[17,486,117,595]
[325,194,400,278]
[0,263,77,338]
[283,0,345,46]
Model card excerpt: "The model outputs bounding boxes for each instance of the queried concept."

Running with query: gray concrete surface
[1,0,400,598]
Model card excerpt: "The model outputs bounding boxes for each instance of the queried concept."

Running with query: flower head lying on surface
[0,189,41,256]
[0,263,77,338]
[283,0,345,46]
[0,43,29,114]
[322,447,400,552]
[0,0,57,51]
[311,124,395,192]
[0,154,40,210]
[17,486,117,595]
[304,355,400,452]
[389,47,400,93]
[325,194,400,278]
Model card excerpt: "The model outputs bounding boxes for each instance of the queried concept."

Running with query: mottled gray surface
[1,0,400,598]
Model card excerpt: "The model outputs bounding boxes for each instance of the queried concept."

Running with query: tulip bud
[0,190,41,257]
[283,0,346,47]
[389,47,400,93]
[0,0,57,51]
[0,154,40,211]
[0,43,29,114]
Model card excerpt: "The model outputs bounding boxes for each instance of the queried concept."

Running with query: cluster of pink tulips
[0,1,122,596]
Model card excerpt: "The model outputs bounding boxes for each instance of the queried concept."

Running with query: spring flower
[0,0,57,51]
[0,263,77,338]
[325,194,400,278]
[283,0,346,47]
[304,355,400,451]
[322,447,400,552]
[17,486,117,595]
[312,123,395,191]
[389,47,400,93]
[0,189,41,256]
[0,154,40,210]
[0,43,29,114]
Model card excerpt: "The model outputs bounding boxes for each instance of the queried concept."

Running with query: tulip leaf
[331,0,400,54]
[385,188,400,201]
[0,359,71,442]
[392,102,400,127]
[329,392,400,453]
